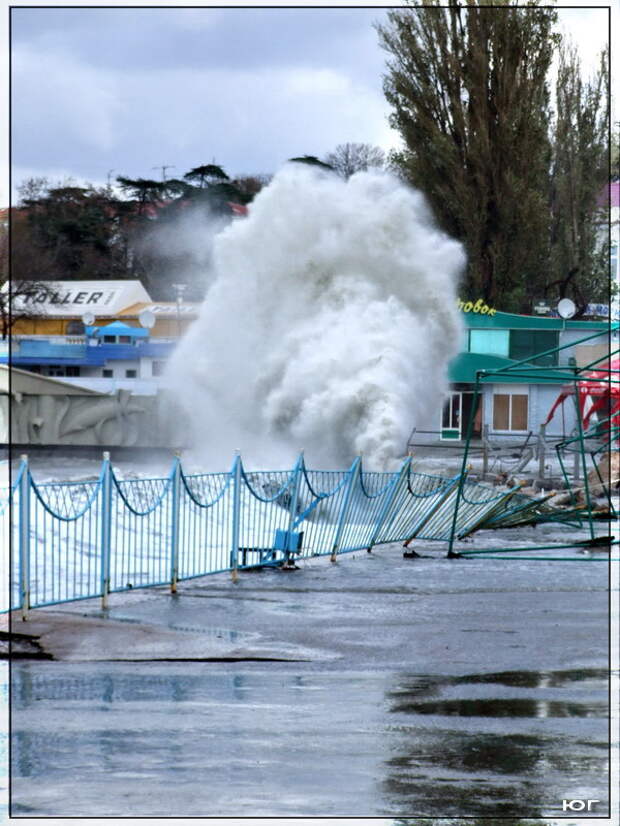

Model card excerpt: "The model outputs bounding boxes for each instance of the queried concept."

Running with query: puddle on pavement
[453,667,609,688]
[389,697,607,717]
[85,610,251,643]
[382,668,609,817]
[387,669,609,719]
[9,664,609,818]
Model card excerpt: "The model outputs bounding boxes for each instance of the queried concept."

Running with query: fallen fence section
[1,451,572,614]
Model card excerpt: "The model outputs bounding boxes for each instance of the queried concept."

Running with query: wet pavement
[8,531,614,818]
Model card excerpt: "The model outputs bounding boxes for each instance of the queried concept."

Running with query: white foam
[166,165,465,470]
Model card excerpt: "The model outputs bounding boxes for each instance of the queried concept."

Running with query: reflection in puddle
[10,665,609,817]
[383,669,609,817]
[91,611,247,643]
[453,668,609,688]
[390,697,606,718]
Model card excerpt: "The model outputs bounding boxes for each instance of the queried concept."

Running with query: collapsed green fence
[451,326,619,559]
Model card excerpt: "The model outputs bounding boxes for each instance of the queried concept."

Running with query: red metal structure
[545,356,620,437]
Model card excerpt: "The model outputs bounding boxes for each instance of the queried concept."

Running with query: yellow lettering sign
[458,298,496,316]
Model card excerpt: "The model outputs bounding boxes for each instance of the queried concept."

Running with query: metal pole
[331,457,361,562]
[447,377,480,557]
[282,453,303,566]
[287,453,303,534]
[572,388,595,540]
[100,452,112,609]
[482,424,489,478]
[172,283,186,339]
[231,452,242,582]
[538,423,546,482]
[18,455,30,621]
[573,445,581,482]
[367,457,411,552]
[170,454,181,593]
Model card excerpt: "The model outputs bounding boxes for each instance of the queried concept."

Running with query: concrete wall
[7,390,185,448]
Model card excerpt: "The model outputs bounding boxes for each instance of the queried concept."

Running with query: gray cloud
[12,8,387,78]
[11,7,395,191]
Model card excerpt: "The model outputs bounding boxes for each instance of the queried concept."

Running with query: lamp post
[172,283,187,339]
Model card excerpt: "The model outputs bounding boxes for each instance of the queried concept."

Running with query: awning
[448,352,565,384]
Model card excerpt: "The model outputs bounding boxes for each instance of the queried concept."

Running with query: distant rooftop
[4,280,151,317]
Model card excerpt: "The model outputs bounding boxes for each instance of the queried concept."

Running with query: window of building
[102,369,113,378]
[469,329,510,356]
[509,330,558,366]
[125,369,137,378]
[152,360,165,377]
[119,335,131,344]
[65,366,80,376]
[442,393,461,430]
[47,366,64,377]
[103,335,116,344]
[440,393,461,440]
[493,389,529,431]
[66,320,85,335]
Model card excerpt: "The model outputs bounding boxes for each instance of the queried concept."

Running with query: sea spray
[166,164,465,470]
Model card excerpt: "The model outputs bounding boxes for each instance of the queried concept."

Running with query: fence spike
[19,455,30,621]
[100,453,112,609]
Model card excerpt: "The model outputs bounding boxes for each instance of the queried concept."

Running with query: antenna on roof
[139,309,155,329]
[557,298,576,320]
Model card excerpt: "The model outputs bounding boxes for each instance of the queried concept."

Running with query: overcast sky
[7,3,614,202]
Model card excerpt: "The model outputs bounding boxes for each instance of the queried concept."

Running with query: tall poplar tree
[377,1,558,312]
[547,44,609,314]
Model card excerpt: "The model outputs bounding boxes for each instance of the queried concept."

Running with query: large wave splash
[166,164,465,470]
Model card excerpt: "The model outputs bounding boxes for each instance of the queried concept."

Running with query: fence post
[572,386,594,539]
[573,445,581,482]
[331,457,361,562]
[283,453,304,566]
[230,451,242,583]
[287,453,303,532]
[170,454,181,594]
[537,424,546,481]
[367,457,411,552]
[482,424,489,478]
[447,377,480,557]
[18,455,30,621]
[100,452,112,609]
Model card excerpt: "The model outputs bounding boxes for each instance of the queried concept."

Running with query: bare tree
[0,277,54,341]
[0,208,55,339]
[323,143,386,179]
[232,174,273,198]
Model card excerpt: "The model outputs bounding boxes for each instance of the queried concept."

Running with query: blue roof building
[4,319,176,395]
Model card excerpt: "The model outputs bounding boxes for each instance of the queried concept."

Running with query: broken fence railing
[2,452,553,614]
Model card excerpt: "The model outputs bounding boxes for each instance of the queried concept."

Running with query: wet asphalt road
[9,529,613,818]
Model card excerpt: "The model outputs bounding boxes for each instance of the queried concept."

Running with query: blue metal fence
[2,452,536,614]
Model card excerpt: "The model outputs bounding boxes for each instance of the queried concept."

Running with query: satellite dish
[139,309,156,329]
[81,312,95,326]
[557,298,576,319]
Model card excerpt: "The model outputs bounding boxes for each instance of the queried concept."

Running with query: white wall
[55,376,160,396]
